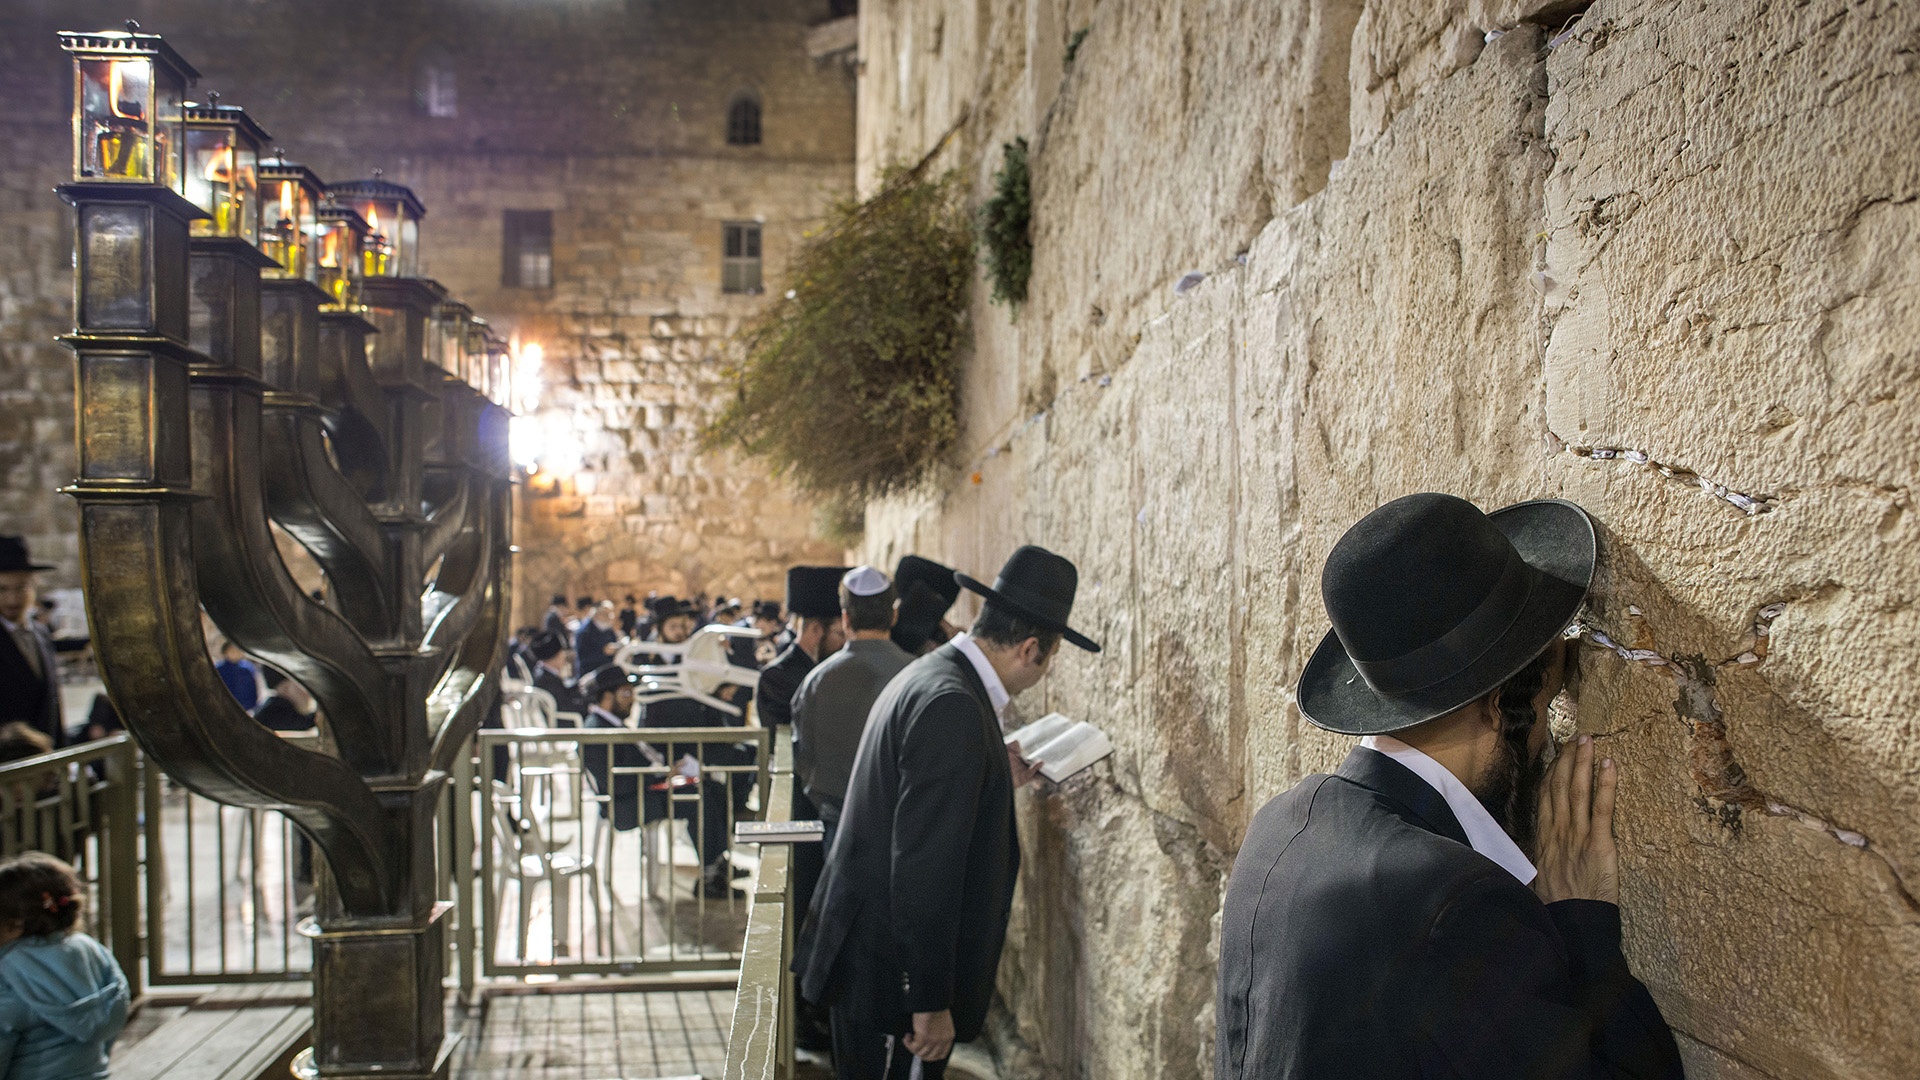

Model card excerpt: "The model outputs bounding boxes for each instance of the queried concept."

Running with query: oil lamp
[258,155,322,281]
[315,201,369,308]
[462,316,493,394]
[329,174,426,279]
[59,24,197,192]
[182,96,266,243]
[430,299,473,377]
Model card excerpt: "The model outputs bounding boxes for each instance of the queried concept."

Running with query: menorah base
[290,1037,457,1080]
[304,902,454,1076]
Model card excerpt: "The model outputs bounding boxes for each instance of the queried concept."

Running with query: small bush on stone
[704,165,972,500]
[1064,27,1089,66]
[979,138,1033,307]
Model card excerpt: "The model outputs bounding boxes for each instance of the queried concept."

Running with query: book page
[1035,724,1113,783]
[1004,712,1074,753]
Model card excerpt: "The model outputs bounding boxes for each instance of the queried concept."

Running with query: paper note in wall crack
[1004,712,1114,783]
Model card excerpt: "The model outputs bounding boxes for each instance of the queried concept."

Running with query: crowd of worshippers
[489,558,968,901]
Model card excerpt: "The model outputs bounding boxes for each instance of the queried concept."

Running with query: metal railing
[0,735,140,996]
[724,731,798,1080]
[459,724,775,985]
[142,736,318,985]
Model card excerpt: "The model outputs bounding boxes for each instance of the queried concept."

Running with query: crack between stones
[1552,435,1775,515]
[1576,606,1920,915]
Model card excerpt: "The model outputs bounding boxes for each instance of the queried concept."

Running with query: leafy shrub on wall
[979,138,1032,307]
[704,166,973,501]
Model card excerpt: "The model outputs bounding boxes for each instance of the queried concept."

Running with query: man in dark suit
[573,600,621,679]
[754,566,849,730]
[527,631,586,721]
[542,594,571,639]
[1215,494,1682,1080]
[577,664,735,896]
[0,537,64,748]
[797,546,1101,1079]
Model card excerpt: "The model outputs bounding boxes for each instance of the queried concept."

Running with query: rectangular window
[722,221,762,294]
[502,210,553,288]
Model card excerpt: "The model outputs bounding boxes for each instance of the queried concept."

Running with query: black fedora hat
[585,664,639,701]
[1298,494,1595,736]
[956,545,1102,653]
[0,537,54,574]
[786,566,850,620]
[891,555,962,653]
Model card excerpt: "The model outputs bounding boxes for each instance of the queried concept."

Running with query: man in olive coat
[797,546,1101,1080]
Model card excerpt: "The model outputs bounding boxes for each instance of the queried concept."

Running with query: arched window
[416,45,457,118]
[726,96,762,146]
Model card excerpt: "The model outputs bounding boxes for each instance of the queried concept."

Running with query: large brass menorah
[55,28,510,1079]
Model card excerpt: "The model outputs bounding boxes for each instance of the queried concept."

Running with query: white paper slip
[735,820,825,844]
[1004,712,1114,784]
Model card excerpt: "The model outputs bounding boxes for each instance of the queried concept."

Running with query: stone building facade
[852,1,1920,1078]
[0,0,855,617]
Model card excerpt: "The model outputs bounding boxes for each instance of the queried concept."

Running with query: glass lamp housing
[60,29,198,192]
[329,177,427,279]
[431,300,473,377]
[258,158,324,281]
[183,102,268,242]
[316,202,370,308]
[463,317,492,393]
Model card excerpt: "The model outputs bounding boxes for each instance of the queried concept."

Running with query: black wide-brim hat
[786,566,850,620]
[1298,495,1595,736]
[891,555,963,653]
[0,537,54,573]
[956,545,1102,653]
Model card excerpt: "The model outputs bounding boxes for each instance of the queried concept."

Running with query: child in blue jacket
[0,853,129,1080]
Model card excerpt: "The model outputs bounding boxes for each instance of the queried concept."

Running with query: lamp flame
[365,204,380,235]
[202,144,233,183]
[107,60,145,121]
[278,180,293,220]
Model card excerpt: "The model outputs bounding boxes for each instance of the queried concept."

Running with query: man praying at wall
[1215,494,1683,1080]
[798,546,1101,1080]
[791,566,915,848]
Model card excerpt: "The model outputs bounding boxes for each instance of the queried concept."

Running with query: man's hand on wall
[1532,734,1620,906]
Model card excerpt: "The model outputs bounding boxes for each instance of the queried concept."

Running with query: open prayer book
[1004,712,1113,784]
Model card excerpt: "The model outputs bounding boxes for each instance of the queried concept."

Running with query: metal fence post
[104,737,141,999]
[452,735,477,1004]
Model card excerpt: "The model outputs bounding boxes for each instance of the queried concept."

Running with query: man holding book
[1214,494,1682,1079]
[797,546,1101,1080]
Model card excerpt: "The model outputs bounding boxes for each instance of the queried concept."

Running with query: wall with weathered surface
[0,0,854,612]
[855,1,1920,1077]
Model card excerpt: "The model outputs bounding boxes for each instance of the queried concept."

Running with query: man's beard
[1474,722,1551,859]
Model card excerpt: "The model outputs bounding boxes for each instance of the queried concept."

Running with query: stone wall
[0,0,855,612]
[854,1,1920,1077]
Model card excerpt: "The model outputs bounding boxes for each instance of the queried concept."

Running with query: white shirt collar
[1360,734,1537,886]
[947,632,1011,723]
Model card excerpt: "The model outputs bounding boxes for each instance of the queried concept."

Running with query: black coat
[1215,747,1683,1080]
[573,621,620,678]
[795,645,1018,1041]
[754,644,814,728]
[533,666,586,721]
[0,621,63,747]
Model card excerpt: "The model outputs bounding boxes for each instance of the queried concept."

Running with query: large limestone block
[1543,0,1920,1075]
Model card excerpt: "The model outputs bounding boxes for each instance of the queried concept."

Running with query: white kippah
[842,565,890,597]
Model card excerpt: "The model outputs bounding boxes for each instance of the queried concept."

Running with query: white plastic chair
[489,779,605,960]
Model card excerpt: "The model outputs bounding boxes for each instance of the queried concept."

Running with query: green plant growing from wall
[704,164,973,502]
[980,137,1033,307]
[1065,27,1089,65]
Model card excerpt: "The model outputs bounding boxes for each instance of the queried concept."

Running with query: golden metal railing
[724,728,798,1080]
